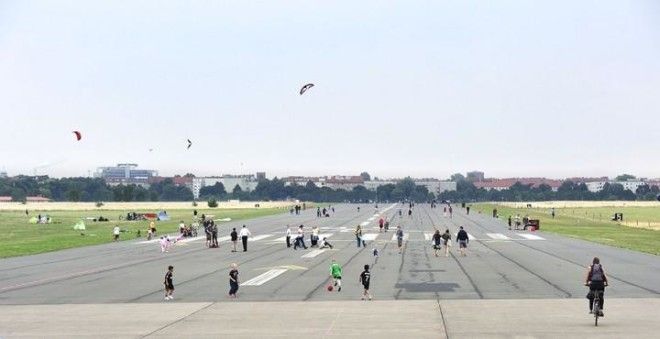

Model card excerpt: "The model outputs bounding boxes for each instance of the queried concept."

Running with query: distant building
[364,179,457,195]
[94,163,157,187]
[256,172,267,181]
[364,180,397,191]
[192,174,259,199]
[473,178,562,192]
[0,171,7,179]
[149,176,194,190]
[585,180,646,193]
[466,171,485,182]
[324,175,364,190]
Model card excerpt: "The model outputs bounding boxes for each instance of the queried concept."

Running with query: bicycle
[592,289,603,326]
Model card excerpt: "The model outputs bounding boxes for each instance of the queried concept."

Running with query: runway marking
[340,229,352,233]
[241,269,288,286]
[517,233,545,240]
[301,249,327,258]
[486,233,511,240]
[391,233,410,241]
[424,233,433,241]
[217,236,232,242]
[360,221,370,226]
[362,233,379,241]
[250,234,274,241]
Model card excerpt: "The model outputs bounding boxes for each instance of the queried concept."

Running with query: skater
[432,229,442,257]
[457,226,469,256]
[239,225,251,251]
[230,228,238,252]
[320,237,334,249]
[396,226,404,253]
[441,229,452,257]
[330,259,342,292]
[285,226,292,248]
[360,264,372,300]
[229,263,239,298]
[354,225,365,248]
[164,265,174,300]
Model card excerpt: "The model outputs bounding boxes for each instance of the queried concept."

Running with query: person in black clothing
[508,216,512,230]
[230,228,238,252]
[456,226,470,256]
[585,257,609,316]
[466,206,470,215]
[360,264,372,300]
[164,265,174,300]
[432,230,442,257]
[211,221,218,248]
[229,263,239,298]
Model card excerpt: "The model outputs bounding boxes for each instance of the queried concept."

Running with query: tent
[73,220,86,231]
[157,211,170,221]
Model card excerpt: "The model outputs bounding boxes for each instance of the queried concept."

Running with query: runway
[1,203,658,304]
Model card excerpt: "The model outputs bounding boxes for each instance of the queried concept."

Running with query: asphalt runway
[1,203,659,304]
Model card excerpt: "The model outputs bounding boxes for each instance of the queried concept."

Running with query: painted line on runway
[301,249,327,258]
[391,233,410,241]
[241,269,288,286]
[517,233,545,240]
[486,233,511,240]
[362,233,379,241]
[250,234,274,241]
[360,221,370,226]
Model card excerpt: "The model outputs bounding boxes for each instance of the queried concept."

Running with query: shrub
[207,197,218,208]
[95,201,104,208]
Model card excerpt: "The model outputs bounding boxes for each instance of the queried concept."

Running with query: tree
[207,197,218,208]
[360,172,371,181]
[450,173,466,182]
[199,182,226,199]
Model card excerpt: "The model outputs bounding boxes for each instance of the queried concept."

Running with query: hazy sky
[1,0,659,179]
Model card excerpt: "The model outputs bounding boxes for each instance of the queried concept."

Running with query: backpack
[590,264,604,282]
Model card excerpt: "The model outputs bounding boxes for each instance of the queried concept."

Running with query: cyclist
[585,257,608,316]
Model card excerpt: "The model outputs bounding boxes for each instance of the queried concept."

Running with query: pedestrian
[164,265,174,300]
[330,259,342,292]
[317,207,321,218]
[320,237,334,249]
[360,264,372,300]
[354,225,364,248]
[396,226,404,253]
[229,263,239,298]
[378,218,384,232]
[211,221,218,248]
[311,226,320,247]
[449,206,453,218]
[372,247,379,257]
[384,219,390,232]
[285,226,292,248]
[294,225,307,250]
[408,209,412,217]
[432,229,442,257]
[230,228,238,252]
[25,209,28,216]
[456,226,469,256]
[149,221,157,236]
[466,206,470,215]
[357,206,360,213]
[205,221,212,247]
[239,225,251,252]
[159,236,168,253]
[551,208,556,219]
[508,216,512,230]
[113,225,120,241]
[441,229,452,257]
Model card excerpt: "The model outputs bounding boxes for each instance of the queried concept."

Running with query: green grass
[475,204,660,255]
[0,208,287,258]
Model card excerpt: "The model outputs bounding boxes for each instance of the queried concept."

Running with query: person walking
[330,259,342,292]
[211,221,218,248]
[432,229,442,257]
[113,225,120,242]
[285,226,292,248]
[230,228,238,252]
[378,218,384,232]
[456,226,469,256]
[164,265,174,300]
[396,226,404,253]
[239,225,251,252]
[229,263,239,298]
[355,225,365,248]
[360,264,372,300]
[311,226,320,247]
[294,225,307,250]
[441,229,452,257]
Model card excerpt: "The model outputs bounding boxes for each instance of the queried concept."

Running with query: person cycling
[585,257,608,316]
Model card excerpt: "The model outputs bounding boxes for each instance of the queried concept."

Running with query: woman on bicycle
[585,257,608,316]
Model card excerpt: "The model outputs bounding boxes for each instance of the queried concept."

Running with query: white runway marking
[250,234,274,241]
[241,269,288,286]
[517,233,545,240]
[391,233,410,241]
[424,233,433,241]
[486,233,511,240]
[362,233,379,241]
[360,221,370,226]
[301,249,326,258]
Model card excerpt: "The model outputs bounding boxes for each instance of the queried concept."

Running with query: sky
[1,0,659,180]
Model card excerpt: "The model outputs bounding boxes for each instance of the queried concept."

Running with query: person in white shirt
[239,225,251,252]
[113,225,120,242]
[294,225,307,250]
[311,226,320,247]
[285,226,292,248]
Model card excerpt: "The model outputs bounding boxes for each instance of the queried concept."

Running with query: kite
[187,139,192,149]
[72,131,82,141]
[299,83,314,95]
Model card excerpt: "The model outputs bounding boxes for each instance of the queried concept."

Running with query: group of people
[329,259,372,300]
[431,226,470,257]
[317,206,334,217]
[286,225,334,250]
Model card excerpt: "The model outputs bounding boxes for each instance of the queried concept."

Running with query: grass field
[475,203,660,255]
[0,207,290,258]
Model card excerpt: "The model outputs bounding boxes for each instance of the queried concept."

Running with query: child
[159,236,168,253]
[320,237,334,249]
[229,263,239,298]
[360,264,372,300]
[164,265,174,300]
[330,259,342,292]
[372,247,379,257]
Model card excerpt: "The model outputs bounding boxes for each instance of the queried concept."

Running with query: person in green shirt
[330,259,342,292]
